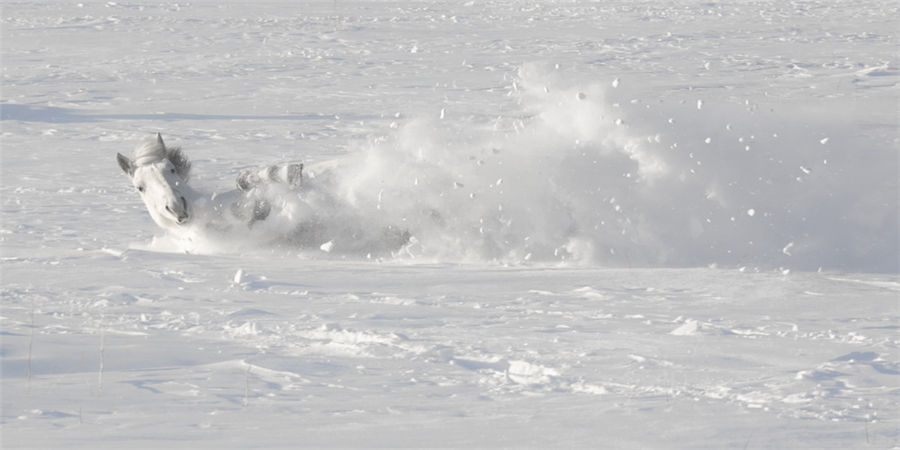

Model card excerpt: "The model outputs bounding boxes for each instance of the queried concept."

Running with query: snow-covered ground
[2,1,898,448]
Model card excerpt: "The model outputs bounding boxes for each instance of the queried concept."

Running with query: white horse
[117,133,408,254]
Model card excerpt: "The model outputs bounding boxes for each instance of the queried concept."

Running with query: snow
[2,0,898,448]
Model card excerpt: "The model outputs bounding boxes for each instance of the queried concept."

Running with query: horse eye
[170,168,176,174]
[137,185,145,193]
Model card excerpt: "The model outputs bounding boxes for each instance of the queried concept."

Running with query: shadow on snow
[0,103,370,123]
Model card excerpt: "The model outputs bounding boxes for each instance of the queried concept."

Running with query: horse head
[117,133,193,229]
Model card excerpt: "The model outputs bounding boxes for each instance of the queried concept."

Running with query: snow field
[3,253,899,447]
[2,0,899,448]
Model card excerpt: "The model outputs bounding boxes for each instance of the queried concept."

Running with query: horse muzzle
[166,196,191,225]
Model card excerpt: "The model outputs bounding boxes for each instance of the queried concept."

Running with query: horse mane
[166,147,192,180]
[133,134,192,180]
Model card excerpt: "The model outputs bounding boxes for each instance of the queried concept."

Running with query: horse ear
[117,153,135,176]
[157,133,165,148]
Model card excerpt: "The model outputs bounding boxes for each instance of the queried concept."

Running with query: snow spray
[152,63,897,272]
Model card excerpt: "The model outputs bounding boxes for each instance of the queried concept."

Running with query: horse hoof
[236,171,260,192]
[252,199,271,222]
[285,163,303,187]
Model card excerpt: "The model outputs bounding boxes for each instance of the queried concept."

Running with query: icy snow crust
[2,0,898,448]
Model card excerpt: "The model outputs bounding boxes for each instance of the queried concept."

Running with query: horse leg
[229,194,271,226]
[251,199,271,222]
[236,163,303,192]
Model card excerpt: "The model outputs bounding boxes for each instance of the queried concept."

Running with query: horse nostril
[166,203,189,222]
[176,198,190,224]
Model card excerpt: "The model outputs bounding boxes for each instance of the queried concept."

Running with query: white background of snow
[2,0,898,448]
